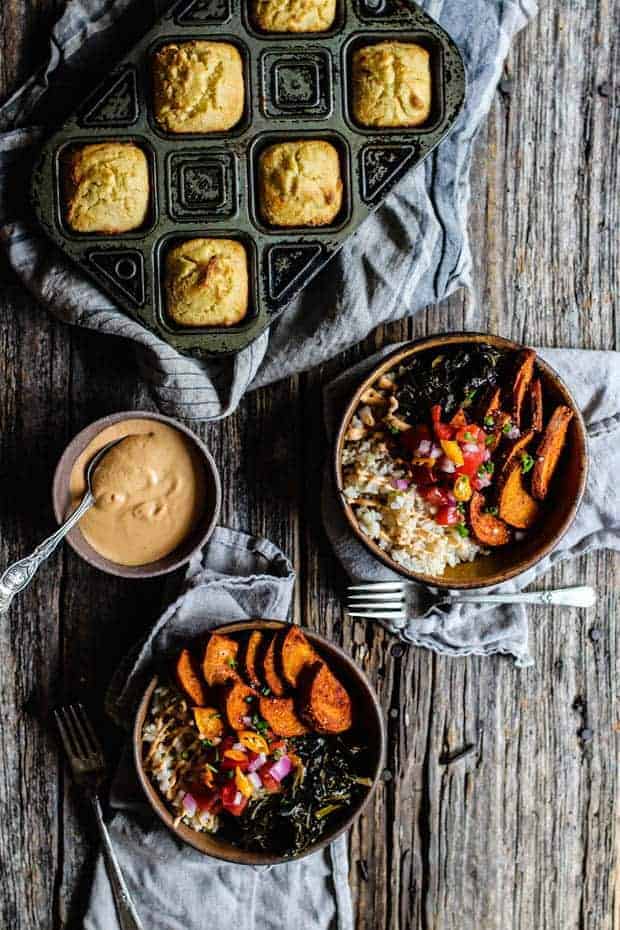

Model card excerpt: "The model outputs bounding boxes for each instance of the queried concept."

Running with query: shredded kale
[220,736,369,856]
[396,344,505,421]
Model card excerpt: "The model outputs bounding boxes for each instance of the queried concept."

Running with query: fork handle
[90,796,144,930]
[0,492,94,615]
[452,586,596,608]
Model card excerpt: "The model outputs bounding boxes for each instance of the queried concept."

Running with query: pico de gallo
[398,402,514,535]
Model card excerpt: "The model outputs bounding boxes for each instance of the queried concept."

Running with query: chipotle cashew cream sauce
[69,419,207,566]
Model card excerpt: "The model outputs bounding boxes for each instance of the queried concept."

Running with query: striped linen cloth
[0,0,537,421]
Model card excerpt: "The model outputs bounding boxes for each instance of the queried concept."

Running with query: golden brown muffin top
[252,0,336,32]
[153,41,244,133]
[165,238,249,328]
[64,142,149,234]
[259,140,343,227]
[352,41,431,128]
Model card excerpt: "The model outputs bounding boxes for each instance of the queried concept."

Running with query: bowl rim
[333,332,589,590]
[133,619,387,866]
[52,410,222,578]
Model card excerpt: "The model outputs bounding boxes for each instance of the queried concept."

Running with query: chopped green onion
[521,452,535,474]
[227,658,237,669]
[484,415,495,428]
[464,431,475,441]
[485,435,495,447]
[456,523,470,538]
[502,420,513,435]
[485,506,499,516]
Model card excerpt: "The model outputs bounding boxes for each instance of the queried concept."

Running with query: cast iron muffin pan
[31,0,466,358]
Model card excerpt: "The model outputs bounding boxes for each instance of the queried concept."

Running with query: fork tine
[54,707,79,759]
[77,703,103,756]
[347,582,404,592]
[348,592,404,602]
[70,704,99,757]
[348,611,407,620]
[347,603,406,611]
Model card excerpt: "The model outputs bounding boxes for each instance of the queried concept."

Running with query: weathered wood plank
[0,1,618,930]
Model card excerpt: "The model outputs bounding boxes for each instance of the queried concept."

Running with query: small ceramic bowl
[334,332,589,590]
[52,410,221,578]
[133,619,386,865]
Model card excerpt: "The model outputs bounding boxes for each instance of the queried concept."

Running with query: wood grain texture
[0,2,618,930]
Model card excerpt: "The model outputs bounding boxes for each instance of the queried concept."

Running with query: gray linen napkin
[85,527,354,930]
[323,346,620,666]
[0,0,537,421]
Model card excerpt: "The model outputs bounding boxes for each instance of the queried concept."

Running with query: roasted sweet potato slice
[193,706,225,741]
[497,430,535,478]
[510,349,536,427]
[175,649,208,706]
[469,491,511,547]
[279,627,317,688]
[202,633,239,687]
[477,386,501,421]
[300,662,353,735]
[241,630,263,690]
[531,404,574,500]
[224,680,257,731]
[528,378,544,432]
[261,634,287,697]
[258,696,309,737]
[498,462,540,529]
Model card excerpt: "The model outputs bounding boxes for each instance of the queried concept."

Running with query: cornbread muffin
[352,42,432,128]
[153,41,244,133]
[165,238,249,328]
[252,0,336,32]
[64,143,150,234]
[258,140,343,227]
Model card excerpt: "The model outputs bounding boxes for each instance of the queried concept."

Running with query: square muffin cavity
[165,238,249,328]
[258,140,343,228]
[252,0,336,32]
[63,142,150,234]
[352,41,432,128]
[153,41,245,133]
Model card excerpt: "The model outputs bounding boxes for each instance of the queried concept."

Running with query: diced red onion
[515,530,526,541]
[476,474,492,489]
[232,742,244,752]
[248,752,267,773]
[390,478,410,490]
[482,449,491,462]
[234,791,244,806]
[418,439,432,455]
[248,772,262,791]
[265,755,293,783]
[439,456,456,474]
[182,792,197,816]
[446,491,457,505]
[242,715,252,726]
[430,445,442,459]
[463,442,479,454]
[507,426,521,440]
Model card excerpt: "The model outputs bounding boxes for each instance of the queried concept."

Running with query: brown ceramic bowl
[334,333,588,590]
[133,619,386,865]
[52,411,221,578]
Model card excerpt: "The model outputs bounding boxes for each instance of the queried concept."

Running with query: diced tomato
[220,753,251,772]
[401,424,432,454]
[410,465,437,487]
[259,764,282,794]
[220,782,249,817]
[420,486,453,507]
[186,786,222,814]
[269,740,287,753]
[431,405,453,441]
[454,446,486,478]
[455,424,486,445]
[435,506,459,526]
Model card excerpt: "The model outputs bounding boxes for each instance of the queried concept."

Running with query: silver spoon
[0,439,123,615]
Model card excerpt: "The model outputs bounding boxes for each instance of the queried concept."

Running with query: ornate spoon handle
[452,586,596,609]
[0,492,94,615]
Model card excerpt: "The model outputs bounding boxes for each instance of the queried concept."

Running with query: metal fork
[347,581,597,621]
[54,704,144,930]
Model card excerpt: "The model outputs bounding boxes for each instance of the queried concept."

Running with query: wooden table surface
[1,2,618,929]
